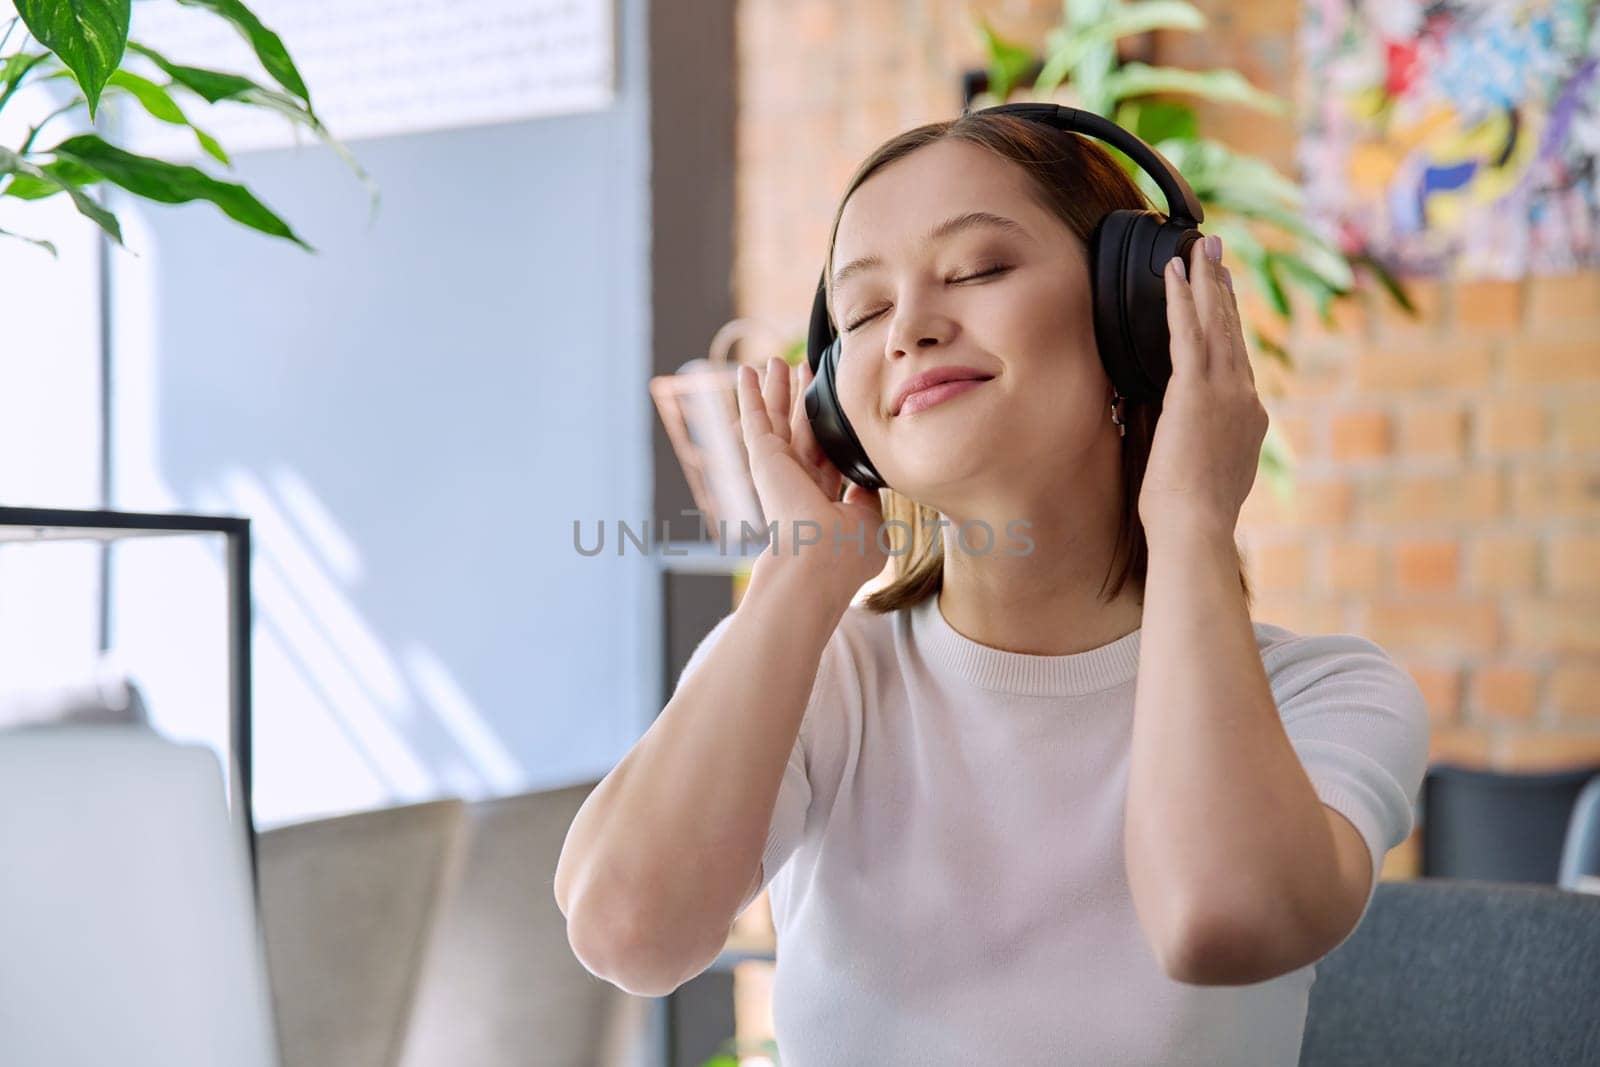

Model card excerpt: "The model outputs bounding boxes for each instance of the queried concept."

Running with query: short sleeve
[1268,632,1431,911]
[675,612,820,906]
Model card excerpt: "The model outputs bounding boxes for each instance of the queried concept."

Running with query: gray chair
[257,798,468,1067]
[1420,763,1600,883]
[1558,776,1600,891]
[1299,879,1600,1066]
[397,781,655,1067]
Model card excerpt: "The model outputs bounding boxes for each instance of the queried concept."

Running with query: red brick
[1505,338,1600,387]
[1248,538,1311,593]
[1477,398,1546,455]
[1397,404,1468,459]
[1429,726,1494,766]
[1500,733,1600,771]
[1468,534,1541,593]
[1354,343,1494,392]
[1471,663,1541,721]
[1249,597,1344,637]
[1392,537,1461,592]
[1356,470,1503,524]
[1554,398,1600,452]
[1371,276,1444,341]
[1329,409,1391,461]
[1325,539,1383,594]
[1510,462,1600,521]
[1525,271,1600,327]
[1400,660,1463,725]
[1550,662,1600,719]
[1548,534,1600,594]
[1240,477,1354,528]
[1451,278,1524,335]
[1507,600,1600,654]
[1269,412,1318,459]
[1361,599,1500,655]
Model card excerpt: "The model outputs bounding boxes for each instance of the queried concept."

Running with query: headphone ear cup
[803,337,888,492]
[1090,209,1201,405]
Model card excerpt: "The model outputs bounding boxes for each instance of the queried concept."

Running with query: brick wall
[731,1,1600,877]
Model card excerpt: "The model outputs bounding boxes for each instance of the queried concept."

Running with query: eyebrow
[830,211,1031,293]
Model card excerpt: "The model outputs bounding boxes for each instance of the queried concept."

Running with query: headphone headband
[970,102,1205,225]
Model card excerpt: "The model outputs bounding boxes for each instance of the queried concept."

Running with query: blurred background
[1,1,1597,1066]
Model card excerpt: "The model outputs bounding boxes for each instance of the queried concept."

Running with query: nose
[884,297,956,360]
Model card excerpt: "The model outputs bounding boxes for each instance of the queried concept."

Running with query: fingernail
[1171,255,1187,281]
[1205,235,1222,262]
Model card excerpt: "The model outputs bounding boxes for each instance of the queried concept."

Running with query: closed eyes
[841,264,1012,334]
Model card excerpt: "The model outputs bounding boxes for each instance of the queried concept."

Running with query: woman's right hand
[736,356,888,593]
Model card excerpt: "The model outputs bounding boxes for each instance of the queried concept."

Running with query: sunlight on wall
[109,202,528,829]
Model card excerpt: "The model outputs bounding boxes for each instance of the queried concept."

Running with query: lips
[891,366,995,416]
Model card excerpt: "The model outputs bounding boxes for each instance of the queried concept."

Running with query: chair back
[1299,879,1600,1066]
[397,781,655,1067]
[257,798,467,1067]
[1420,763,1600,882]
[1558,776,1600,891]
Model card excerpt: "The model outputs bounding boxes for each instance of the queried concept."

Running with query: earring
[1110,389,1127,438]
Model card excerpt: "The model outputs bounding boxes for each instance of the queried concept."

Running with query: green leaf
[173,0,311,105]
[1249,251,1290,317]
[106,69,230,164]
[43,134,311,249]
[13,0,130,120]
[232,85,380,218]
[127,42,258,102]
[1258,421,1296,505]
[1094,1,1207,41]
[0,145,123,244]
[976,16,1035,104]
[1271,251,1340,323]
[1,51,54,111]
[0,156,104,199]
[0,223,60,256]
[127,44,377,216]
[1248,325,1292,366]
[1103,62,1286,114]
[1117,99,1198,146]
[1348,250,1416,314]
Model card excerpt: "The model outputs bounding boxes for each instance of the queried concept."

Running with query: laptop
[0,725,279,1067]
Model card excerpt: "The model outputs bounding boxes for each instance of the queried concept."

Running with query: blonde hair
[821,111,1253,616]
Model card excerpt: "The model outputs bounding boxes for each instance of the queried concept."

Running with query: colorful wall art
[1297,0,1599,278]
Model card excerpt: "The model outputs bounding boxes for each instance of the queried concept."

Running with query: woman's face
[828,138,1117,510]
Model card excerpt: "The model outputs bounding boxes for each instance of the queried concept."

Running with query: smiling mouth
[896,376,993,416]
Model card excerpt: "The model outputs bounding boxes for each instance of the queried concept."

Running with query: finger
[1189,236,1233,378]
[737,363,773,444]
[791,361,844,498]
[763,357,791,446]
[1164,255,1207,379]
[1216,262,1255,388]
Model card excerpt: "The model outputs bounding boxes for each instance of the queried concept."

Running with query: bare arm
[557,355,885,996]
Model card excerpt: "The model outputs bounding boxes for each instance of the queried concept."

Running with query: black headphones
[803,101,1206,493]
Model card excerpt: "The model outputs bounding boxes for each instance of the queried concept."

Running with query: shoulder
[1249,620,1430,739]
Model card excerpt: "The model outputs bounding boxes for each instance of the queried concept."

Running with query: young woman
[556,111,1430,1066]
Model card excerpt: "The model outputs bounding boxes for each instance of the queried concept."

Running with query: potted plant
[0,0,372,255]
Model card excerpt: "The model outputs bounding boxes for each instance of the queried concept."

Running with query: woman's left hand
[1137,235,1269,541]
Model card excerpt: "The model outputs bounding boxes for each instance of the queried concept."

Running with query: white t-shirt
[677,591,1430,1066]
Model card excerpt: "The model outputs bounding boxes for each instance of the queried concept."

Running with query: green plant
[699,1035,780,1066]
[976,0,1415,498]
[0,0,374,256]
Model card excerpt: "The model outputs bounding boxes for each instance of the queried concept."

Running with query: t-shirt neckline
[911,592,1143,697]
